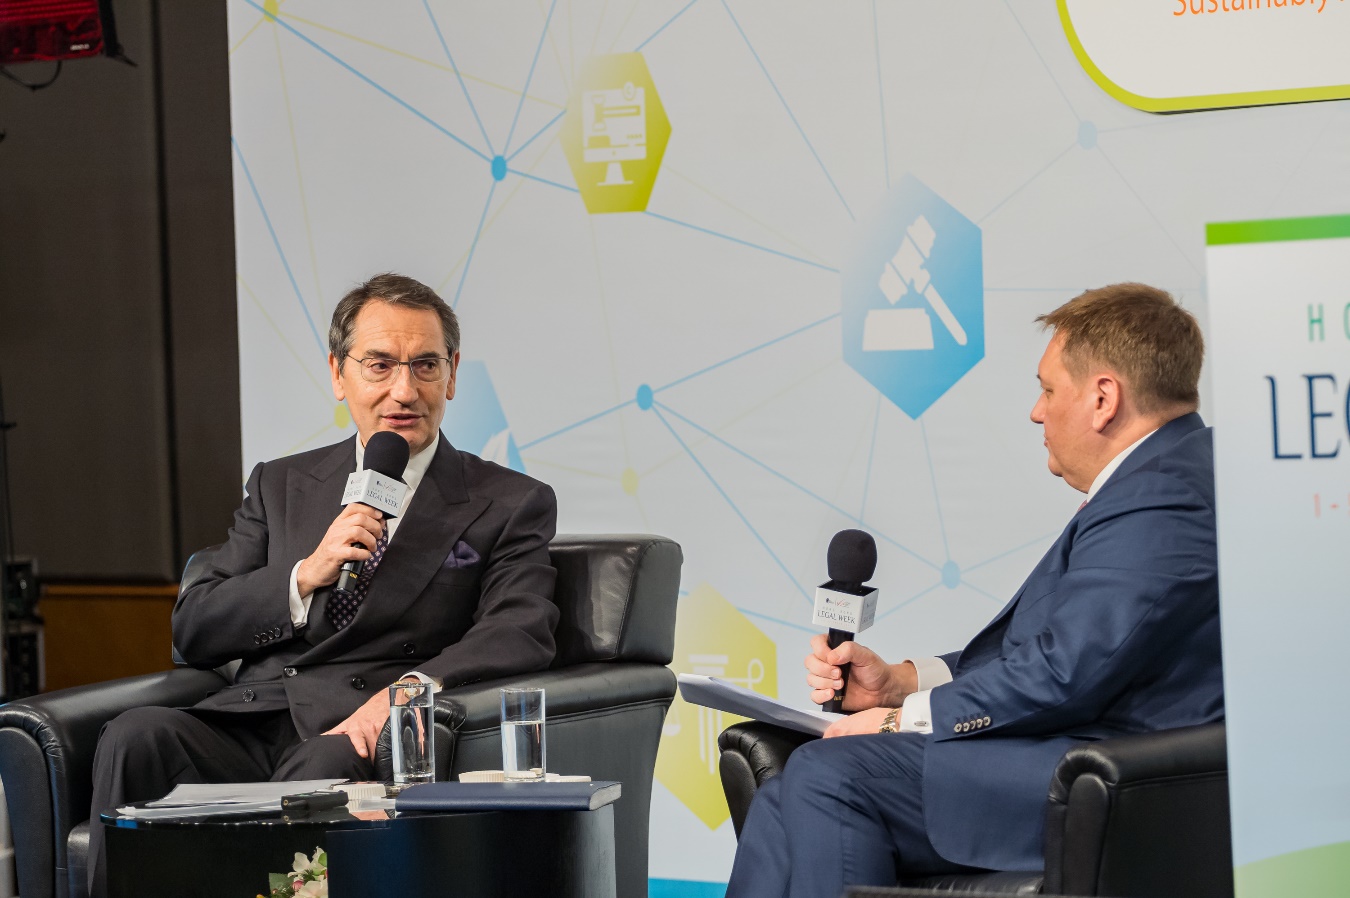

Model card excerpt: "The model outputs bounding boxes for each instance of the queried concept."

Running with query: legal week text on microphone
[811,529,880,713]
[334,430,410,594]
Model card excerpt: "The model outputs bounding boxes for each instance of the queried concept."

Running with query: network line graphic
[224,0,1161,638]
[223,0,1325,861]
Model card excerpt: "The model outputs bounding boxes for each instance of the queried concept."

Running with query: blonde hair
[1037,283,1203,415]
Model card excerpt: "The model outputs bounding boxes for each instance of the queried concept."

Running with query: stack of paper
[676,674,841,736]
[116,779,346,820]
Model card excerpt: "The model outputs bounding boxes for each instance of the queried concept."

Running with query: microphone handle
[335,559,363,595]
[822,627,854,714]
[334,501,388,595]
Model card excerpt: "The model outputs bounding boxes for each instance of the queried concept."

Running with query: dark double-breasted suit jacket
[920,413,1224,870]
[172,436,559,738]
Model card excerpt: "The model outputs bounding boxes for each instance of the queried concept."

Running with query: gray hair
[328,272,460,361]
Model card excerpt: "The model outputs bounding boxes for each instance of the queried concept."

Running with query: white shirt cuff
[404,671,443,693]
[899,689,934,734]
[288,560,314,627]
[907,656,953,691]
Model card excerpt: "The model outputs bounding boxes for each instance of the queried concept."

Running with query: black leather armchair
[0,533,681,898]
[718,721,1234,898]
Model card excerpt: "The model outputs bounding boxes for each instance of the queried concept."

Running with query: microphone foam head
[827,529,877,585]
[364,431,411,480]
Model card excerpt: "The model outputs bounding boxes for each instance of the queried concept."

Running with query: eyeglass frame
[343,353,456,384]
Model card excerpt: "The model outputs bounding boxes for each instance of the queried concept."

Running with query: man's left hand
[323,689,394,759]
[823,706,897,739]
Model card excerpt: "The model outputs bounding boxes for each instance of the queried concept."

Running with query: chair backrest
[547,534,682,668]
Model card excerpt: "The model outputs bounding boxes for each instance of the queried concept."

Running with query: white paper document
[117,779,347,819]
[677,674,841,737]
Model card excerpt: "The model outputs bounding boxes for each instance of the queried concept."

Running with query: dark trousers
[88,705,374,898]
[726,733,980,898]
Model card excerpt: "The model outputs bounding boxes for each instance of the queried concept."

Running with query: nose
[389,363,419,401]
[1030,394,1045,424]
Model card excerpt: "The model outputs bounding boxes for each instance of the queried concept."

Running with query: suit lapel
[299,439,491,664]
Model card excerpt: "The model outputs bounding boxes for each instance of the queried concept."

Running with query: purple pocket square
[443,540,480,569]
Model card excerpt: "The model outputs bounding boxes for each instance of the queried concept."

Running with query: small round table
[102,802,616,897]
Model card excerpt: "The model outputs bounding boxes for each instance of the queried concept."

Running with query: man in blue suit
[727,283,1224,897]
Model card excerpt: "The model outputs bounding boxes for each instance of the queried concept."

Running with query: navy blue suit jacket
[921,413,1224,870]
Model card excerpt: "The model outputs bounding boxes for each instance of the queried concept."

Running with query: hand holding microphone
[297,431,410,596]
[810,529,880,713]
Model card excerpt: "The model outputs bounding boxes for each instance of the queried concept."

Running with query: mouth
[382,413,422,429]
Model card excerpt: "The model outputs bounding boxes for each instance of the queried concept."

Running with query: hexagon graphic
[842,174,984,418]
[441,360,525,472]
[655,584,777,829]
[561,53,670,214]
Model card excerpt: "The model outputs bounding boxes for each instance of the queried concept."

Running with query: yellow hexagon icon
[656,584,777,830]
[561,53,670,214]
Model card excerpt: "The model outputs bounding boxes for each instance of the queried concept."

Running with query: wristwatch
[878,708,901,734]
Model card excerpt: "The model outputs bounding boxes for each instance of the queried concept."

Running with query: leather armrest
[1044,722,1232,898]
[373,694,467,782]
[0,668,228,898]
[441,662,677,734]
[717,722,819,837]
[373,663,675,779]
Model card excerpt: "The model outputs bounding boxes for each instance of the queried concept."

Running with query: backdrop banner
[1208,214,1350,897]
[226,2,1350,892]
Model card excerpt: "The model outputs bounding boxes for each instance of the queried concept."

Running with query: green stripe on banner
[649,878,727,898]
[1206,214,1350,246]
[1235,840,1350,898]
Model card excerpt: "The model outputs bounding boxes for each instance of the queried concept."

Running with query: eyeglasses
[345,355,452,384]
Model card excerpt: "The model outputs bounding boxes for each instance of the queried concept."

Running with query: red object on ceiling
[0,0,107,65]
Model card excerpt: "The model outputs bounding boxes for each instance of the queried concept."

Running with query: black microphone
[811,529,879,714]
[335,431,410,595]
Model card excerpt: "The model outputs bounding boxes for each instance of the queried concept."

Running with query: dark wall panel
[158,0,240,560]
[0,0,238,580]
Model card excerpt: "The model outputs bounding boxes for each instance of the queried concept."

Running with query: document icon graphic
[561,53,670,214]
[582,82,647,187]
[863,215,968,352]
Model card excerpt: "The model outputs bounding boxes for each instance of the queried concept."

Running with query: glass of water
[500,686,546,782]
[389,681,435,790]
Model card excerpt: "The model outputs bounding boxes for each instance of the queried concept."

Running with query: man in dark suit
[727,283,1224,897]
[88,273,558,894]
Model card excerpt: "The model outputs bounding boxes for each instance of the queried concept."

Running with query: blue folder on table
[394,781,621,812]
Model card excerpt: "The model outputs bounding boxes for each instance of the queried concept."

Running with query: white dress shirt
[894,428,1158,734]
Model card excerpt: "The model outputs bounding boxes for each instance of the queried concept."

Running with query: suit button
[402,643,416,656]
[242,689,255,702]
[982,716,991,726]
[273,627,282,637]
[953,723,961,733]
[351,677,366,690]
[253,635,262,645]
[283,667,297,677]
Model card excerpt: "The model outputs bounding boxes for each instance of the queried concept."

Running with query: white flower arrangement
[261,847,328,898]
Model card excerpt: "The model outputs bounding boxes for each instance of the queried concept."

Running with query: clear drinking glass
[500,686,546,782]
[389,681,435,790]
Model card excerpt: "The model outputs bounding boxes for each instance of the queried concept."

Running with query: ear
[1091,374,1121,432]
[329,353,346,401]
[445,351,460,402]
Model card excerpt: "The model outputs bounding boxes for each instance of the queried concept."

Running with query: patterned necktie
[326,531,388,631]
